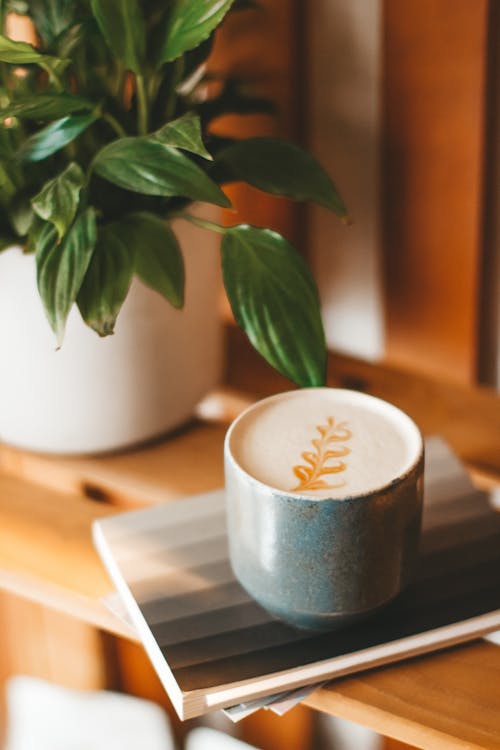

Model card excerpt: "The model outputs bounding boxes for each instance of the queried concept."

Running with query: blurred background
[1,0,499,748]
[213,0,499,388]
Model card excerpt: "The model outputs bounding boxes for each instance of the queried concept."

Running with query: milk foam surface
[228,388,422,499]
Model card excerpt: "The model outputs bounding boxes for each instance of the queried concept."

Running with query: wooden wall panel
[478,2,500,387]
[209,0,304,243]
[307,0,385,362]
[382,0,489,383]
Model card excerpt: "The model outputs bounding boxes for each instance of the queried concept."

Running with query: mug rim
[224,387,424,504]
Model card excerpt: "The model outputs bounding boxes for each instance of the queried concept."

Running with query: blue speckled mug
[224,388,424,631]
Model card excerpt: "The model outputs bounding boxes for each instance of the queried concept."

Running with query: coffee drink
[228,388,422,499]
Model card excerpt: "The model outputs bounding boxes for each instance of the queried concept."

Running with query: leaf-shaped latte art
[291,417,352,492]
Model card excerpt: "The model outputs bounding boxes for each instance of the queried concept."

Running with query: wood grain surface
[306,642,500,750]
[0,328,500,747]
[382,0,490,384]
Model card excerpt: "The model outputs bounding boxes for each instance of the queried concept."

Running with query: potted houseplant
[0,0,346,454]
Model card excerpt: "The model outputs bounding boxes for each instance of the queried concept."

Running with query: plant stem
[41,62,64,92]
[135,74,148,135]
[164,58,184,121]
[102,112,127,138]
[113,59,125,99]
[176,212,227,234]
[0,62,10,101]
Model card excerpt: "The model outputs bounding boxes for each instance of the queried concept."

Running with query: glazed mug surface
[224,388,424,630]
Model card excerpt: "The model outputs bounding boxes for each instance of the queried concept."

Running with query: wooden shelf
[1,327,500,749]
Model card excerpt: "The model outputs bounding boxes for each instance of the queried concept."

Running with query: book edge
[181,610,500,718]
[92,520,187,720]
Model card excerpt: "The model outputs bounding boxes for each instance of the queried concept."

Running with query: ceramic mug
[224,388,424,630]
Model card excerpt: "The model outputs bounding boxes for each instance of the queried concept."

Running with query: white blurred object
[490,487,500,511]
[5,676,175,750]
[319,715,382,750]
[186,727,258,750]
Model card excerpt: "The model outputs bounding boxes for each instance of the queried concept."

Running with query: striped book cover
[93,439,500,719]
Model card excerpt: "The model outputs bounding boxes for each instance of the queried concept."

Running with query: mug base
[260,594,398,632]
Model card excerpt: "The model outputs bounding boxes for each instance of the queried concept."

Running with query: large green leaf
[216,137,347,217]
[221,225,326,386]
[77,221,134,336]
[0,34,63,66]
[19,113,97,162]
[131,213,184,308]
[77,212,184,334]
[93,138,230,207]
[0,94,95,121]
[32,162,84,239]
[154,113,212,161]
[36,208,97,345]
[156,0,234,63]
[90,0,145,73]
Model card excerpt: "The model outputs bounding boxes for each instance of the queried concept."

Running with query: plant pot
[0,215,223,454]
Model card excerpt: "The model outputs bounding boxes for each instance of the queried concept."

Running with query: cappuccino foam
[227,388,422,499]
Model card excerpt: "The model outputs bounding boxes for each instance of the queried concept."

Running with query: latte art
[227,388,422,499]
[291,416,352,492]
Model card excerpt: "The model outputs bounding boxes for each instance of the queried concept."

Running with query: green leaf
[6,1,30,14]
[53,22,86,59]
[216,137,348,217]
[36,207,97,345]
[156,0,235,63]
[0,34,63,66]
[25,215,45,254]
[0,94,95,121]
[221,225,326,386]
[0,123,17,159]
[9,192,33,236]
[77,212,184,335]
[0,162,17,206]
[93,137,230,207]
[19,113,97,162]
[90,0,145,73]
[131,213,184,308]
[154,112,212,161]
[32,162,84,239]
[77,221,134,336]
[29,0,77,45]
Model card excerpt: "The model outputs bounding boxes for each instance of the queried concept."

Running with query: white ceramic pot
[0,215,223,454]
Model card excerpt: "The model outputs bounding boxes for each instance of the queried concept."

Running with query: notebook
[93,438,500,720]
